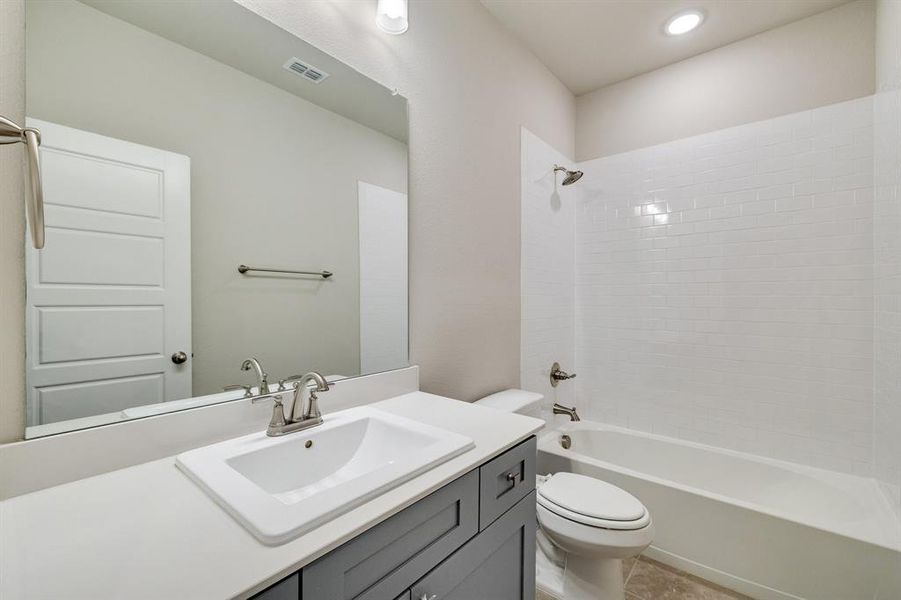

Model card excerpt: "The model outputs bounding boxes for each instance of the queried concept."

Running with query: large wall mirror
[23,0,409,438]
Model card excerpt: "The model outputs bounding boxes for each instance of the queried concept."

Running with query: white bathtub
[537,422,901,600]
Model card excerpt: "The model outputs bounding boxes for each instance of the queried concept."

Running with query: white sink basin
[175,406,474,544]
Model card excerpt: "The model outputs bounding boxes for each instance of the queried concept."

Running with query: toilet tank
[475,389,544,418]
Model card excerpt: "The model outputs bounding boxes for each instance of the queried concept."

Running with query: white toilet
[477,389,654,600]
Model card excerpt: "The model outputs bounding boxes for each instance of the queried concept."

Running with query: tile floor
[537,555,751,600]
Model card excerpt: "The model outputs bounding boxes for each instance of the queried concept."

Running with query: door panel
[38,228,164,286]
[25,118,191,426]
[40,147,163,217]
[36,306,164,363]
[36,374,164,423]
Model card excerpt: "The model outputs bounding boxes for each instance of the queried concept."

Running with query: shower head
[554,164,583,186]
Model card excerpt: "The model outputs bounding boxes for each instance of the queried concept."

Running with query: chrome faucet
[553,403,580,422]
[254,371,330,437]
[241,357,269,395]
[288,372,329,422]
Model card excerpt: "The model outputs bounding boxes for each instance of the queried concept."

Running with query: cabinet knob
[506,471,521,484]
[420,594,437,600]
[171,351,188,364]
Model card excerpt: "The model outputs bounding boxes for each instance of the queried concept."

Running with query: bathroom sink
[175,406,474,544]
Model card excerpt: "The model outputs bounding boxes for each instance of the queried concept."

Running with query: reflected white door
[358,181,408,374]
[25,118,191,426]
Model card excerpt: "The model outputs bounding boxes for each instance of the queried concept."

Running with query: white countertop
[0,392,543,600]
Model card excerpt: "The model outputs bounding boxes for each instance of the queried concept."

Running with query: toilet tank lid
[477,389,544,413]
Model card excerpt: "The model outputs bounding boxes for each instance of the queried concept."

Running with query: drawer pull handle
[506,471,521,484]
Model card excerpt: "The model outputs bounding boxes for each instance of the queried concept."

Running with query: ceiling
[81,0,408,142]
[481,0,851,95]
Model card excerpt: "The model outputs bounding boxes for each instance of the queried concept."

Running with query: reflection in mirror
[24,0,409,438]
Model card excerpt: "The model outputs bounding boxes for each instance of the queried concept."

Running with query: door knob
[171,351,188,364]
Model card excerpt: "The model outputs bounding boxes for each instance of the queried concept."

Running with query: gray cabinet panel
[251,573,299,600]
[478,437,536,530]
[302,470,479,600]
[412,491,537,600]
[393,592,411,600]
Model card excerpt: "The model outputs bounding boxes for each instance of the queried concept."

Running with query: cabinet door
[302,470,478,600]
[411,491,536,600]
[251,573,299,600]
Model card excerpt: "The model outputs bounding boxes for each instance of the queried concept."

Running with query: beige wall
[877,0,901,91]
[0,0,26,443]
[26,0,408,399]
[0,0,574,440]
[576,0,876,160]
[237,0,576,402]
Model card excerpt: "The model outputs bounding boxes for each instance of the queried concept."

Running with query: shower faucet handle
[550,362,576,387]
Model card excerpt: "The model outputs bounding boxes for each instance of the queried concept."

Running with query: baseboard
[643,546,804,600]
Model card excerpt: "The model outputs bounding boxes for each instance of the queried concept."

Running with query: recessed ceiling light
[665,10,704,36]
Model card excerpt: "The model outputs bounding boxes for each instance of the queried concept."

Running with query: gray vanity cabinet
[252,437,536,600]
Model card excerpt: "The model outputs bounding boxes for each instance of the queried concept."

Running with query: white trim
[643,546,803,600]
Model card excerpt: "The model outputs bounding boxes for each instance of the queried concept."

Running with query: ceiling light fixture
[376,0,408,35]
[665,10,704,36]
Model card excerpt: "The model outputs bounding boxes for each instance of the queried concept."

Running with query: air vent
[283,57,329,84]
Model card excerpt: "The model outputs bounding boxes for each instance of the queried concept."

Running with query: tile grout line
[623,555,644,599]
[623,554,640,587]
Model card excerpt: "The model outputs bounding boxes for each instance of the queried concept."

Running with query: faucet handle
[251,393,283,405]
[279,374,338,391]
[223,384,253,397]
[251,393,287,429]
[277,374,305,391]
[549,362,576,387]
[305,391,323,421]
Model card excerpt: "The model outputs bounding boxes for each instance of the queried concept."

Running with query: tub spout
[553,403,580,421]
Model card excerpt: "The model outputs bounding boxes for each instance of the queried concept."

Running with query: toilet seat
[537,473,650,531]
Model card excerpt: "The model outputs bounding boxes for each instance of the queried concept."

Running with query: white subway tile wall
[521,128,576,422]
[358,182,409,375]
[873,90,901,505]
[574,97,878,476]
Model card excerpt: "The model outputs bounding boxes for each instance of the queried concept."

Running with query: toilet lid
[537,473,647,525]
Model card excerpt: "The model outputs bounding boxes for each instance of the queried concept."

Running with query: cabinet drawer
[302,470,478,600]
[478,437,536,530]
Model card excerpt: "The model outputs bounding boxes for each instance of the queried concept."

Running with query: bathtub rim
[538,421,901,553]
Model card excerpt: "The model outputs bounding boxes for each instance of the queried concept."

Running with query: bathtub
[537,421,901,600]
